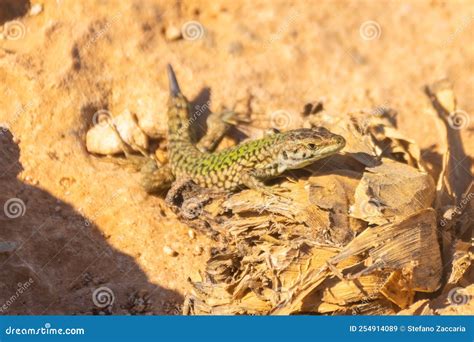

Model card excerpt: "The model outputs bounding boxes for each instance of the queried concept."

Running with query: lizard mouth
[281,135,346,170]
[321,136,346,154]
[314,135,346,156]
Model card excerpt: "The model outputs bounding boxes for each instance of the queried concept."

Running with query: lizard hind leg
[140,162,175,195]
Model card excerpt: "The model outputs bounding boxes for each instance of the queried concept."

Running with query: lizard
[140,64,346,194]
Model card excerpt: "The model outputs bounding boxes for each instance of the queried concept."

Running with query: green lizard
[140,65,346,194]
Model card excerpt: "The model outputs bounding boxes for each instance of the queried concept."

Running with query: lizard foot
[140,161,174,195]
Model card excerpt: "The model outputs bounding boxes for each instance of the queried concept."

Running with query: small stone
[188,229,196,240]
[55,206,61,212]
[24,176,39,185]
[193,246,203,256]
[163,246,178,257]
[29,4,43,16]
[86,109,148,155]
[165,25,182,41]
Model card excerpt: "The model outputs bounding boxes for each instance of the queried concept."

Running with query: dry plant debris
[86,80,471,315]
[1,0,472,317]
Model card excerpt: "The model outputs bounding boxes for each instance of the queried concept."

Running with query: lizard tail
[167,64,181,97]
[165,64,203,164]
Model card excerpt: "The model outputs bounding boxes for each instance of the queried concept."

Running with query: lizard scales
[166,64,346,191]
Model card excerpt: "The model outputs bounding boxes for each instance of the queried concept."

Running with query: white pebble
[163,246,178,257]
[165,25,182,41]
[193,246,203,256]
[30,4,43,16]
[86,124,123,155]
[85,109,148,155]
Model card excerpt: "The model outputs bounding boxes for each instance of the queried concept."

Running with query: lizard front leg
[241,171,291,201]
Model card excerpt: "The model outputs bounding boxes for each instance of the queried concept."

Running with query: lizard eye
[282,151,289,160]
[308,143,316,149]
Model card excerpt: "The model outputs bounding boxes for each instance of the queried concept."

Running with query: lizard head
[275,128,345,171]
